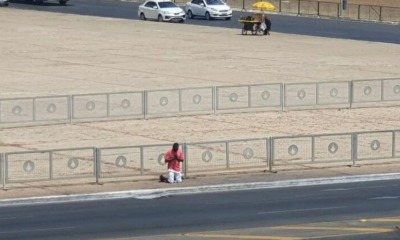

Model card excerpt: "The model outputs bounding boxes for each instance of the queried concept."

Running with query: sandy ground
[0,9,400,198]
[0,8,399,153]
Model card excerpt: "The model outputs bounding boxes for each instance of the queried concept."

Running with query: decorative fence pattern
[1,79,400,128]
[1,130,399,189]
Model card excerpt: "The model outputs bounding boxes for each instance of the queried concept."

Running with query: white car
[0,0,9,6]
[138,0,186,23]
[185,0,232,20]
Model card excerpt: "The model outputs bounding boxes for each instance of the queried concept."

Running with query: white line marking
[257,206,347,215]
[0,226,76,235]
[321,188,349,191]
[370,196,400,200]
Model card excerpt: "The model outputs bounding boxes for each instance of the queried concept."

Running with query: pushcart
[239,13,266,35]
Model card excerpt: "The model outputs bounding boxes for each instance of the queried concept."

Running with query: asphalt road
[0,180,399,239]
[7,0,400,44]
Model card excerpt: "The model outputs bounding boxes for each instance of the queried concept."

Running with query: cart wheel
[241,29,247,35]
[257,29,264,35]
[251,31,256,35]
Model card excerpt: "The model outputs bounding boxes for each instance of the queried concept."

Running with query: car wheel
[187,10,193,19]
[4,2,9,5]
[178,19,184,23]
[225,17,231,20]
[140,13,146,21]
[33,0,43,4]
[158,14,164,22]
[59,0,67,5]
[205,12,212,20]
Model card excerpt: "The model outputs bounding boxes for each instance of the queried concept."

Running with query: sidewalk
[1,161,400,201]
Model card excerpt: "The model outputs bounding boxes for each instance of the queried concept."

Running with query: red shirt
[165,149,184,172]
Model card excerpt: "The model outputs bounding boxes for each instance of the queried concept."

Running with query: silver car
[138,0,186,23]
[0,0,9,6]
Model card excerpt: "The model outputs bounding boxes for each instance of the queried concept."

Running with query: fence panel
[108,92,143,117]
[51,148,95,180]
[216,86,249,110]
[314,134,352,162]
[180,87,214,113]
[299,0,318,15]
[359,5,380,21]
[250,84,282,108]
[382,7,400,22]
[319,2,339,18]
[284,83,317,107]
[272,137,312,165]
[146,89,180,116]
[98,147,142,178]
[5,151,50,183]
[72,94,108,119]
[228,139,268,168]
[352,80,382,103]
[383,79,400,101]
[356,131,393,160]
[34,96,70,121]
[186,141,227,173]
[341,4,361,20]
[0,98,33,123]
[142,144,182,174]
[317,81,350,106]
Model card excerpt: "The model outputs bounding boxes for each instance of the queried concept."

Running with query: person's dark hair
[172,143,179,151]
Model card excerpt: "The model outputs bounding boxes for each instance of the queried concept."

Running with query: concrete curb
[1,173,400,207]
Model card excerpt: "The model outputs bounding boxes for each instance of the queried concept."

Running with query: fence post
[298,0,301,15]
[337,3,340,18]
[143,90,148,119]
[317,1,320,16]
[179,89,183,113]
[349,81,353,108]
[281,83,285,111]
[140,146,144,175]
[311,136,315,162]
[95,148,101,184]
[226,141,230,169]
[379,6,382,21]
[392,131,396,158]
[242,0,245,11]
[49,151,53,181]
[183,143,188,177]
[358,5,361,20]
[69,95,73,124]
[279,0,282,12]
[1,154,4,190]
[2,154,7,190]
[267,138,273,172]
[351,133,358,165]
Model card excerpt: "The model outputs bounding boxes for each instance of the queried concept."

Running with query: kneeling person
[161,143,184,183]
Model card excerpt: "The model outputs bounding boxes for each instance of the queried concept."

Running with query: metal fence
[1,130,400,189]
[223,0,400,23]
[1,79,400,128]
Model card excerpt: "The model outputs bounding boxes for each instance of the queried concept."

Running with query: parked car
[185,0,232,20]
[138,0,186,23]
[0,0,9,6]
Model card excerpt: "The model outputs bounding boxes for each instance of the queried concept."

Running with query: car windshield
[158,1,178,8]
[206,0,224,5]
